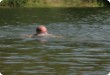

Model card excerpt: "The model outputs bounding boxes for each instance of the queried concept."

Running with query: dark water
[0,8,110,75]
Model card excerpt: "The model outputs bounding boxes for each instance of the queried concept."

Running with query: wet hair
[36,27,42,33]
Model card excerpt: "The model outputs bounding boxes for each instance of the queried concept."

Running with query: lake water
[0,7,110,75]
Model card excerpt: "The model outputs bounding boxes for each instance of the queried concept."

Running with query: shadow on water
[0,7,110,75]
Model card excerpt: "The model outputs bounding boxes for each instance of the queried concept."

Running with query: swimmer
[27,25,52,38]
[26,25,61,38]
[34,25,49,36]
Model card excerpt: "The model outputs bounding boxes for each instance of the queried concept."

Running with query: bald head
[36,25,48,34]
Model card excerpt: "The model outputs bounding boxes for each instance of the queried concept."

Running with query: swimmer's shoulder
[25,33,62,38]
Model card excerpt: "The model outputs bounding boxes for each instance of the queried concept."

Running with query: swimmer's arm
[26,35,33,38]
[24,34,36,38]
[20,34,31,38]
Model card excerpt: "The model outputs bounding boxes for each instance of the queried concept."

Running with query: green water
[0,7,110,75]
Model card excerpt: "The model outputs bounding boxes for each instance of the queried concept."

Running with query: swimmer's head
[36,25,48,34]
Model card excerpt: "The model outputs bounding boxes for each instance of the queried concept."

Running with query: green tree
[0,0,110,7]
[1,0,27,7]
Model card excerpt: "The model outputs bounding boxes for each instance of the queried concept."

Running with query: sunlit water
[0,8,110,75]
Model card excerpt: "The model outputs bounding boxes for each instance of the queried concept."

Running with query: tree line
[0,0,110,7]
[0,0,27,7]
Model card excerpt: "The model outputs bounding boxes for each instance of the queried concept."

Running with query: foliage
[0,0,110,7]
[0,0,27,7]
[97,0,110,7]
